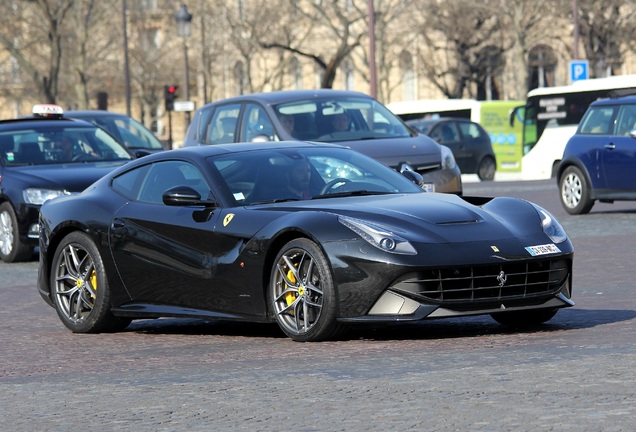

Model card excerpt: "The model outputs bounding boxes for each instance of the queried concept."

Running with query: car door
[431,122,468,170]
[601,103,636,192]
[108,160,244,313]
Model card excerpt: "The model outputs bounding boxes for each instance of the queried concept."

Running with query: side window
[112,164,152,199]
[432,123,460,144]
[204,103,241,144]
[137,161,211,204]
[242,103,275,142]
[579,106,615,135]
[614,104,636,136]
[458,122,482,139]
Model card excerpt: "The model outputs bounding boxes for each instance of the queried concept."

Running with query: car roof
[0,117,95,130]
[65,110,128,118]
[590,95,636,106]
[198,89,374,108]
[139,140,346,162]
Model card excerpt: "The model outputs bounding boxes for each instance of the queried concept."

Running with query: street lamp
[175,4,193,127]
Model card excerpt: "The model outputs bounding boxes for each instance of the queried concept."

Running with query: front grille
[415,164,441,176]
[392,259,570,305]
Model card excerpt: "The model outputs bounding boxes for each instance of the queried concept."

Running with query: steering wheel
[320,178,351,195]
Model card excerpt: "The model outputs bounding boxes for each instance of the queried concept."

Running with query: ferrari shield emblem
[223,213,235,226]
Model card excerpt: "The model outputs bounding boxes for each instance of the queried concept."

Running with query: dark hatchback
[406,117,497,181]
[0,105,133,262]
[183,89,462,194]
[558,95,636,214]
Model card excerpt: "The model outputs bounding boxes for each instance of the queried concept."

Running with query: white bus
[513,74,636,180]
[388,99,524,173]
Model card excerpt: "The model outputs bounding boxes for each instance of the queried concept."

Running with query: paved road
[1,180,635,431]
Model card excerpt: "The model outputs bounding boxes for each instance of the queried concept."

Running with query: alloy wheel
[54,242,98,324]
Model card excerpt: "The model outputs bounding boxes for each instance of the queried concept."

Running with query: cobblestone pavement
[1,180,635,431]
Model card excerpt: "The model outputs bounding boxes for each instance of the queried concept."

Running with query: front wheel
[0,202,33,263]
[491,308,558,327]
[477,157,496,181]
[50,231,130,333]
[268,238,342,342]
[559,165,594,215]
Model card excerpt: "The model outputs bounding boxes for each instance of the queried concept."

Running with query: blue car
[558,95,636,214]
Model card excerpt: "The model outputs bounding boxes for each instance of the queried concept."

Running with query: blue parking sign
[570,60,589,83]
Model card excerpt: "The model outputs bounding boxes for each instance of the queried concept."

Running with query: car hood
[7,161,128,192]
[261,193,543,243]
[335,135,441,167]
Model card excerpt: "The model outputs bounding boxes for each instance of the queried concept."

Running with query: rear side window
[579,106,616,135]
[458,122,487,139]
[614,104,636,136]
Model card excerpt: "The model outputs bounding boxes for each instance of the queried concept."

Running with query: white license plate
[525,244,561,256]
[422,183,435,193]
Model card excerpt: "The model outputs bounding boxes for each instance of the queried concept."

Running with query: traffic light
[164,84,178,111]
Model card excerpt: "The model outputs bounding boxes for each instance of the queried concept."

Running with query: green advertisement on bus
[478,101,524,173]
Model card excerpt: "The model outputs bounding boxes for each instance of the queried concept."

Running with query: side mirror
[133,149,152,158]
[401,170,424,187]
[629,129,636,139]
[162,186,217,208]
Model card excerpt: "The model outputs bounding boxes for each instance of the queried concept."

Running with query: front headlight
[339,215,417,255]
[440,145,457,170]
[23,188,69,205]
[532,204,568,243]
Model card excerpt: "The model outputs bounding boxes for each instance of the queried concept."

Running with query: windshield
[273,96,413,142]
[208,146,423,206]
[70,114,164,150]
[0,126,133,166]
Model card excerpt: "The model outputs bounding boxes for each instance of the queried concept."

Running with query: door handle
[111,218,125,229]
[604,143,616,150]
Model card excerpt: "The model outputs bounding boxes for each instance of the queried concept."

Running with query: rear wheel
[559,165,594,215]
[477,157,496,181]
[50,231,130,333]
[0,202,33,263]
[491,308,558,327]
[268,238,342,342]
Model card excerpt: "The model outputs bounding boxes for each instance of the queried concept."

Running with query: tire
[491,308,558,327]
[0,202,33,263]
[50,231,130,333]
[268,238,342,342]
[559,165,594,215]
[477,157,496,181]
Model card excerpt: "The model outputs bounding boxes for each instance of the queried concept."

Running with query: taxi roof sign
[32,104,64,118]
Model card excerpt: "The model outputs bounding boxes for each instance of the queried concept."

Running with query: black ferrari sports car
[38,141,574,342]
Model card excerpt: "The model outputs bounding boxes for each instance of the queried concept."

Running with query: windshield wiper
[250,197,303,205]
[312,190,389,200]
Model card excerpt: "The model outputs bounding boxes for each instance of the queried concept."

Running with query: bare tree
[0,0,74,104]
[412,1,506,99]
[575,0,636,77]
[352,0,413,102]
[261,0,367,89]
[497,0,560,98]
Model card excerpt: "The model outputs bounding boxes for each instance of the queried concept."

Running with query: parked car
[558,95,636,215]
[0,104,133,262]
[406,117,497,181]
[66,110,166,157]
[183,90,462,194]
[37,141,573,342]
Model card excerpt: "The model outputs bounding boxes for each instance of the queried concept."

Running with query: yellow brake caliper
[89,270,97,298]
[285,268,297,308]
